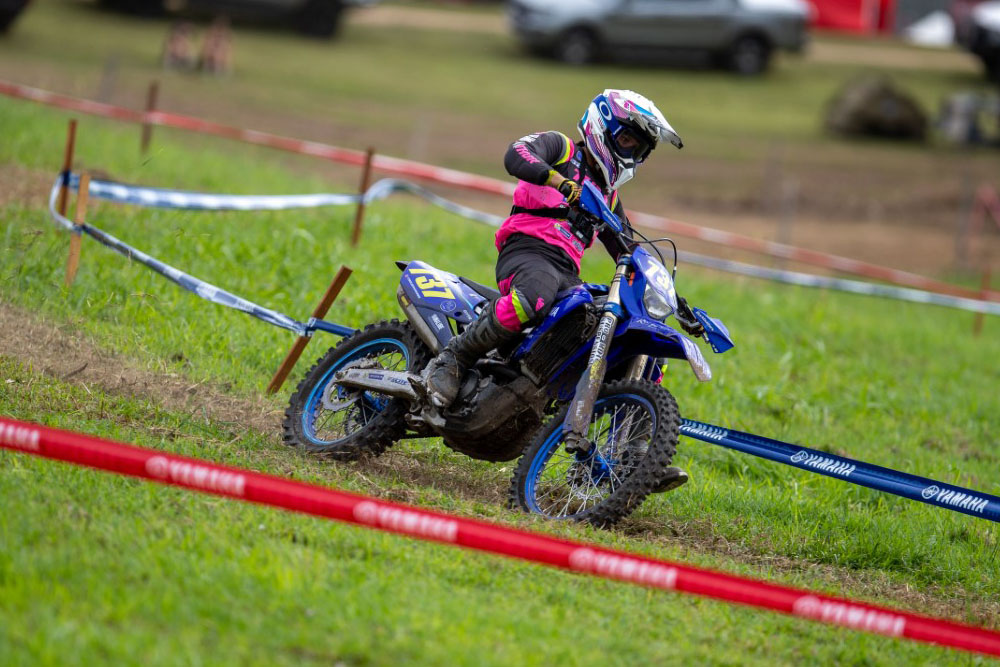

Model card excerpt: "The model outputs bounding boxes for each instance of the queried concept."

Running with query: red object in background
[877,0,896,32]
[806,0,897,33]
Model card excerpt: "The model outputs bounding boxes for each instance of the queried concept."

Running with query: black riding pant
[493,233,582,332]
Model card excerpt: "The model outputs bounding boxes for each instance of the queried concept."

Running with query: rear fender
[398,261,488,348]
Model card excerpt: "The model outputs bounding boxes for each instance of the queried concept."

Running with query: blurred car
[507,0,810,75]
[952,0,1000,80]
[100,0,376,37]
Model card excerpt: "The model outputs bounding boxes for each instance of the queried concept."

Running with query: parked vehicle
[0,0,31,33]
[282,180,735,528]
[507,0,810,75]
[952,0,1000,80]
[99,0,376,37]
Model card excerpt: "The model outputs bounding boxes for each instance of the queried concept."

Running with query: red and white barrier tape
[2,79,997,303]
[0,80,514,198]
[2,416,999,658]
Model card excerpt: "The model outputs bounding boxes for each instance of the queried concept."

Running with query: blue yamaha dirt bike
[283,181,734,527]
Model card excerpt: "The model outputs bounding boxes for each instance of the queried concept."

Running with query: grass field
[2,1,1000,664]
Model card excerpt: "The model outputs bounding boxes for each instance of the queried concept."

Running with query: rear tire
[282,320,431,459]
[555,28,599,65]
[509,379,681,528]
[726,34,771,75]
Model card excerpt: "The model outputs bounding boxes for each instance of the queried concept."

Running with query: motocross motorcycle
[282,181,734,527]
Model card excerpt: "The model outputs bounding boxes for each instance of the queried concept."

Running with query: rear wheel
[509,379,681,528]
[282,320,431,459]
[555,28,599,65]
[727,34,771,75]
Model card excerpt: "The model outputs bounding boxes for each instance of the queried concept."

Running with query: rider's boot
[653,466,689,493]
[424,307,517,409]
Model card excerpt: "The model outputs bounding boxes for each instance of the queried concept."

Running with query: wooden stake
[973,266,991,337]
[351,147,375,247]
[267,266,354,395]
[56,119,78,217]
[65,172,90,288]
[141,80,160,156]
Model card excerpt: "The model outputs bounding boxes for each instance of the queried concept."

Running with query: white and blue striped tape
[677,251,1000,316]
[68,173,504,225]
[49,181,310,336]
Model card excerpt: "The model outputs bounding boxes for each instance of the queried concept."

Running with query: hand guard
[557,179,582,205]
[675,296,704,338]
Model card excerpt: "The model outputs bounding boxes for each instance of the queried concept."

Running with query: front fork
[563,257,631,455]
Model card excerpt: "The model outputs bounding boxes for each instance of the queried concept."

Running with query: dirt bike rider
[424,89,704,485]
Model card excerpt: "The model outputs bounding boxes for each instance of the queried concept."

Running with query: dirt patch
[0,163,57,209]
[806,38,978,72]
[349,4,505,34]
[0,299,283,435]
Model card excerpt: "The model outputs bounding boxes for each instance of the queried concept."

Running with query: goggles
[613,127,653,163]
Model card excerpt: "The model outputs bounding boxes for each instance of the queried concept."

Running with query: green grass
[2,95,1000,664]
[0,362,989,667]
[2,2,1000,663]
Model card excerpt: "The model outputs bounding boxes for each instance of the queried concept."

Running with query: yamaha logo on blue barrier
[680,422,728,441]
[790,450,856,478]
[920,485,989,514]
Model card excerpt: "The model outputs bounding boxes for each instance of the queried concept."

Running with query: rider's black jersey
[500,130,634,264]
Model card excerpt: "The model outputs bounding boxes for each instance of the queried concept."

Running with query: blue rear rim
[524,393,655,519]
[301,338,409,447]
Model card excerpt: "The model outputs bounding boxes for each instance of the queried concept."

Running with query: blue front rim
[524,393,655,519]
[301,338,409,446]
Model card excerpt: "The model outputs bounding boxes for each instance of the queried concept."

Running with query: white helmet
[578,89,682,190]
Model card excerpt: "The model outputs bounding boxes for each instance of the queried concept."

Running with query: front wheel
[282,320,431,459]
[509,379,681,528]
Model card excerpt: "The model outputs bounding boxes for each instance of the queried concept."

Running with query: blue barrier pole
[306,319,356,338]
[680,419,1000,523]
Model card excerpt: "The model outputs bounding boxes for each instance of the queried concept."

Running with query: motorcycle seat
[459,275,501,302]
